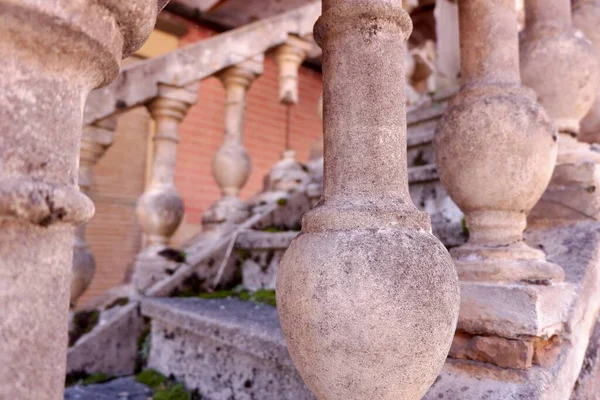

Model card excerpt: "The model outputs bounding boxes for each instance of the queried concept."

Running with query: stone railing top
[84,1,321,125]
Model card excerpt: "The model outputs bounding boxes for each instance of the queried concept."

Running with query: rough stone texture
[423,221,600,399]
[142,297,314,400]
[571,315,600,400]
[0,1,160,398]
[84,2,321,125]
[67,302,145,377]
[277,2,460,399]
[64,377,153,400]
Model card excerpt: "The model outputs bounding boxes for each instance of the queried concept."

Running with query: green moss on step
[69,309,100,347]
[195,289,276,307]
[136,369,168,390]
[153,383,190,400]
[105,297,130,310]
[276,198,288,206]
[82,373,114,385]
[262,226,283,233]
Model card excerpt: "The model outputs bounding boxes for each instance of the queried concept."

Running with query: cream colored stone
[277,2,460,399]
[133,83,197,292]
[521,0,599,161]
[71,118,116,308]
[274,36,312,105]
[574,0,600,144]
[202,56,263,231]
[435,0,561,287]
[434,0,460,92]
[0,1,161,398]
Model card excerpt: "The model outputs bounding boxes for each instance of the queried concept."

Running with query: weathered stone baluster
[0,1,164,398]
[133,83,198,292]
[71,119,116,307]
[522,0,600,225]
[574,0,600,144]
[202,56,263,231]
[277,1,460,399]
[435,0,568,369]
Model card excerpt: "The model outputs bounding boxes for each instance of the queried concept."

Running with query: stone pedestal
[277,1,460,399]
[133,83,198,292]
[0,1,163,398]
[521,0,600,226]
[71,118,116,308]
[202,56,263,232]
[434,0,566,370]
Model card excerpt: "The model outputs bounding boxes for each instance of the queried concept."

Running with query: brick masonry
[80,20,323,305]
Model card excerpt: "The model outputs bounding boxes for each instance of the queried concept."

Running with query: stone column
[522,0,600,225]
[573,0,600,144]
[434,0,460,92]
[435,0,569,369]
[71,119,116,308]
[0,1,163,398]
[202,56,263,231]
[133,83,198,291]
[277,2,460,399]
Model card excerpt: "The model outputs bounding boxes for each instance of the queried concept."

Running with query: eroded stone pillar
[71,118,116,307]
[435,0,460,92]
[573,0,600,144]
[435,0,569,369]
[0,1,163,398]
[522,0,600,226]
[133,83,198,291]
[277,1,460,399]
[202,56,263,230]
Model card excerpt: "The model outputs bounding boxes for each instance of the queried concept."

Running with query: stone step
[64,377,152,400]
[141,297,314,400]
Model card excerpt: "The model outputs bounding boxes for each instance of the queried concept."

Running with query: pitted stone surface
[142,297,314,400]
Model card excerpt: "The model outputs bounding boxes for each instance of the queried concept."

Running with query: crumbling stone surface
[450,333,534,370]
[142,297,314,400]
[67,303,144,377]
[64,377,152,400]
[571,315,600,400]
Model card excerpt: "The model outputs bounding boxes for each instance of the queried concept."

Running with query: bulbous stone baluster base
[278,226,459,399]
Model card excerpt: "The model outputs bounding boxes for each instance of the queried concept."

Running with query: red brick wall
[176,23,323,223]
[81,21,322,305]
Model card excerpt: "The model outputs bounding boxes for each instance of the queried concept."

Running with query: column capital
[147,83,199,123]
[218,55,264,90]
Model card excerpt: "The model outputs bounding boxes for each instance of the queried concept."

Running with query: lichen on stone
[69,309,100,346]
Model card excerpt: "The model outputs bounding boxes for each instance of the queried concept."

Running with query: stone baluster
[202,56,263,231]
[257,37,313,199]
[277,1,460,399]
[71,118,116,308]
[306,93,324,206]
[521,0,600,226]
[133,83,198,292]
[435,0,569,370]
[0,1,163,398]
[573,0,600,144]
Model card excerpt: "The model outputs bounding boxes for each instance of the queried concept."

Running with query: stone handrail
[83,1,321,125]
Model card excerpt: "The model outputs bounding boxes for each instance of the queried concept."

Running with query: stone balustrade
[83,2,321,127]
[201,56,263,232]
[0,1,164,398]
[71,118,117,308]
[133,83,198,292]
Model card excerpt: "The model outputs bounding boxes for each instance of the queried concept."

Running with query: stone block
[67,302,144,377]
[449,332,534,370]
[458,281,574,339]
[141,297,314,400]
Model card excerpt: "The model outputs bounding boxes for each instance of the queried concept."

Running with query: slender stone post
[521,0,600,225]
[0,1,163,398]
[274,36,313,105]
[277,2,460,399]
[71,119,116,307]
[202,56,263,231]
[435,0,569,369]
[573,0,600,144]
[133,83,198,292]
